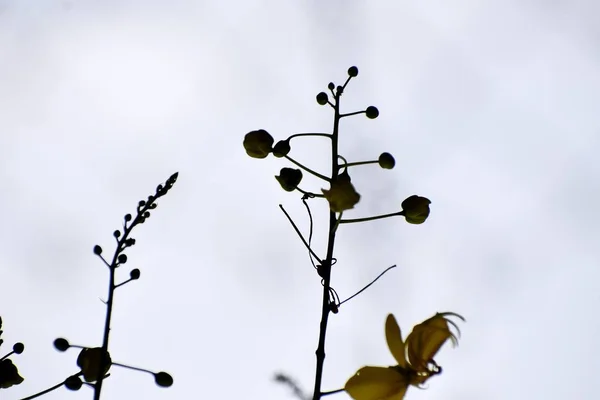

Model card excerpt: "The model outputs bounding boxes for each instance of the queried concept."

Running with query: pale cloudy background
[1,0,599,399]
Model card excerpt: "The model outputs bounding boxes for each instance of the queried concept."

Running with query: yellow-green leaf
[345,366,409,400]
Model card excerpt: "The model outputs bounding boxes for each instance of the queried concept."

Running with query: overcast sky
[1,1,599,399]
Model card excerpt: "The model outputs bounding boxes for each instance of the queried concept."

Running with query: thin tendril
[279,205,323,265]
[302,194,318,271]
[338,265,397,307]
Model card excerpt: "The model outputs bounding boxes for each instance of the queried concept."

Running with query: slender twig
[338,160,378,169]
[340,211,402,224]
[94,173,178,400]
[288,133,332,140]
[284,155,330,182]
[339,110,365,118]
[338,265,397,307]
[19,372,83,400]
[279,205,323,265]
[321,388,345,396]
[312,87,342,400]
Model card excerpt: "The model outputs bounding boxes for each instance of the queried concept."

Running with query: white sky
[1,1,599,399]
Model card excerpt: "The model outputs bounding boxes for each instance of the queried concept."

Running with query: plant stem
[339,160,378,169]
[339,211,402,224]
[288,133,332,140]
[285,155,330,182]
[94,204,150,400]
[312,89,341,400]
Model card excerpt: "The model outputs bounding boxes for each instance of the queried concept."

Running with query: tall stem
[312,90,341,400]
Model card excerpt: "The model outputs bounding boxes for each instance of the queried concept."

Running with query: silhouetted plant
[244,66,464,400]
[0,317,25,389]
[14,172,178,400]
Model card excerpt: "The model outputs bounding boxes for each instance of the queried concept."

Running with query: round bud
[378,152,395,169]
[143,211,150,218]
[12,342,24,354]
[64,375,83,391]
[154,372,174,387]
[365,106,379,119]
[93,245,103,255]
[124,214,132,221]
[138,200,146,207]
[130,269,141,280]
[54,338,70,352]
[273,140,291,158]
[275,168,303,192]
[328,82,335,90]
[113,230,121,238]
[118,254,128,264]
[347,66,358,77]
[316,92,329,105]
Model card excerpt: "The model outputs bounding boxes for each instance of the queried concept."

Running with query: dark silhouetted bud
[243,129,274,159]
[130,269,141,280]
[316,92,329,105]
[12,343,24,354]
[275,168,303,192]
[118,254,127,264]
[124,214,132,221]
[273,140,291,158]
[93,245,102,255]
[378,152,395,169]
[154,372,174,387]
[328,82,335,90]
[347,66,358,77]
[64,375,83,390]
[54,338,70,352]
[365,106,379,119]
[400,195,431,224]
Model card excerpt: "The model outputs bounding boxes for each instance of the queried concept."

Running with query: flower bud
[273,140,291,158]
[154,371,174,387]
[316,92,329,105]
[275,168,303,192]
[243,129,274,159]
[378,152,395,169]
[365,106,379,119]
[400,195,431,224]
[77,347,112,382]
[347,66,359,77]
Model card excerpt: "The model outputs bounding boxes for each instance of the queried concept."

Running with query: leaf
[345,366,409,400]
[385,315,407,368]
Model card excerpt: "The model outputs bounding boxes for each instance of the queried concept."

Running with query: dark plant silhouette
[244,66,463,400]
[0,317,25,389]
[14,172,178,400]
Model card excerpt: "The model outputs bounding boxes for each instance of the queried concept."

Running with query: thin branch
[339,211,402,224]
[284,155,330,182]
[279,205,323,265]
[338,265,397,307]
